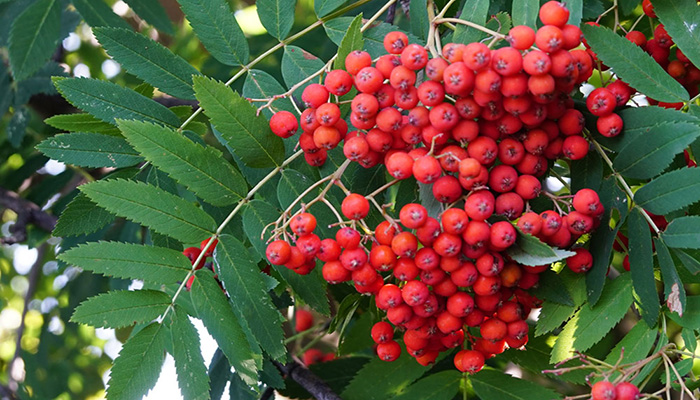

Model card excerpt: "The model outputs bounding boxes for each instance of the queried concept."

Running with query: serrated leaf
[117,120,246,206]
[334,14,364,70]
[177,0,248,66]
[652,0,700,71]
[341,354,429,400]
[214,235,286,360]
[314,0,344,18]
[507,227,574,266]
[662,216,700,249]
[603,322,657,367]
[256,0,295,40]
[208,350,232,400]
[531,271,574,306]
[667,296,700,329]
[15,61,65,104]
[629,209,660,327]
[242,200,330,315]
[170,306,210,400]
[471,369,562,400]
[511,0,539,29]
[674,248,700,275]
[193,76,284,168]
[581,24,689,102]
[36,132,142,168]
[586,178,628,305]
[72,290,170,329]
[123,0,174,34]
[552,275,633,363]
[392,371,461,400]
[94,27,200,99]
[53,77,181,127]
[635,168,700,214]
[58,241,191,283]
[190,269,259,386]
[323,19,420,59]
[409,0,429,40]
[243,69,296,118]
[8,0,61,80]
[45,113,120,134]
[107,322,167,400]
[80,179,215,243]
[656,237,687,316]
[613,122,700,179]
[535,301,576,336]
[281,45,325,102]
[452,0,489,43]
[72,0,131,29]
[570,151,603,193]
[54,194,114,237]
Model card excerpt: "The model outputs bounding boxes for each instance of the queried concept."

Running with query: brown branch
[272,360,342,400]
[0,186,57,244]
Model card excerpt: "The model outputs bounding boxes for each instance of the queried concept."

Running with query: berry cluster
[183,238,219,290]
[591,380,640,400]
[265,1,608,372]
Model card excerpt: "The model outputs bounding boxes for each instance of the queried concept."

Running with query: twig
[0,186,58,244]
[272,360,342,400]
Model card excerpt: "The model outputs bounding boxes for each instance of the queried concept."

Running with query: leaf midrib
[12,0,56,78]
[184,0,243,65]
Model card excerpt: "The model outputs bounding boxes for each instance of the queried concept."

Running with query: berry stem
[433,18,507,40]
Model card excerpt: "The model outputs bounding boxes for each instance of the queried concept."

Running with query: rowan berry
[269,111,299,138]
[480,318,507,342]
[535,25,564,53]
[322,260,351,283]
[508,25,536,50]
[591,381,616,400]
[562,135,589,160]
[412,156,442,184]
[443,62,475,95]
[313,125,341,149]
[376,340,401,361]
[295,309,313,332]
[345,50,372,75]
[464,190,495,221]
[491,47,523,76]
[354,66,384,93]
[401,44,429,70]
[561,24,583,49]
[539,1,569,27]
[383,31,409,54]
[432,176,462,203]
[301,83,329,109]
[490,221,517,249]
[615,382,640,400]
[455,349,485,373]
[586,87,617,117]
[567,247,593,273]
[324,69,353,96]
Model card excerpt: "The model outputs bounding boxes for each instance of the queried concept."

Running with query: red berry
[615,382,640,400]
[567,247,593,273]
[376,340,401,361]
[383,31,409,54]
[539,1,569,27]
[454,349,485,373]
[269,111,298,138]
[295,309,314,332]
[341,193,370,220]
[371,321,394,343]
[591,381,616,400]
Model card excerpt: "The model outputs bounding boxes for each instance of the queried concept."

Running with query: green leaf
[667,296,700,329]
[53,77,181,127]
[71,290,170,329]
[72,0,131,29]
[409,0,430,40]
[15,61,65,104]
[635,168,700,214]
[80,179,215,243]
[392,371,461,400]
[117,120,246,206]
[190,269,259,386]
[208,350,232,400]
[613,122,700,179]
[242,200,330,314]
[58,241,191,283]
[552,275,634,362]
[193,76,284,168]
[674,248,700,275]
[0,63,12,118]
[570,151,603,193]
[36,132,142,168]
[603,322,657,365]
[341,354,429,400]
[506,227,575,266]
[323,19,420,59]
[662,216,700,249]
[536,301,576,336]
[471,369,562,400]
[581,24,689,102]
[567,0,583,26]
[7,107,30,148]
[169,306,210,400]
[256,0,295,40]
[8,0,61,80]
[652,0,700,71]
[281,45,325,102]
[122,0,174,34]
[243,69,296,118]
[94,27,200,99]
[453,0,489,43]
[532,271,574,306]
[177,0,249,66]
[511,0,539,29]
[655,237,687,316]
[54,194,114,237]
[314,0,344,18]
[628,209,660,327]
[45,113,120,134]
[107,322,168,400]
[334,14,364,71]
[214,235,286,360]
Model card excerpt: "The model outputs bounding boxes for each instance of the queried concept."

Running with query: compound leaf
[471,369,562,400]
[54,193,115,237]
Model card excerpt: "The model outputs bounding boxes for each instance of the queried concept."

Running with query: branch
[272,360,342,400]
[0,186,57,244]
